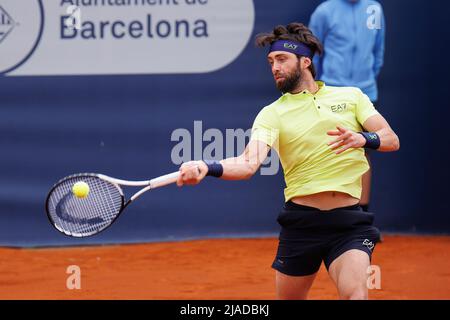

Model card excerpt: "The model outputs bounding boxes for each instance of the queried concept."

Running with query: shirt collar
[283,81,326,98]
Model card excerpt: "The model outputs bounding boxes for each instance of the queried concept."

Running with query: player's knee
[339,286,368,300]
[277,290,309,300]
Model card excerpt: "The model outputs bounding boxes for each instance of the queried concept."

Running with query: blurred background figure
[309,0,385,212]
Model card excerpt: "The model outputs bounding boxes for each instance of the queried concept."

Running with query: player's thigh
[275,270,317,300]
[328,249,371,299]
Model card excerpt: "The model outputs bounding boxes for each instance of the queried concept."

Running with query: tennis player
[176,22,399,300]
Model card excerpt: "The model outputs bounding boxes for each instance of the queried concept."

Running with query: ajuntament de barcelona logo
[0,5,15,43]
[0,0,44,75]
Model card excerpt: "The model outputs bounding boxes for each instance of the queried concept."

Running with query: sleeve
[309,4,329,78]
[355,88,379,125]
[373,5,385,77]
[250,106,280,148]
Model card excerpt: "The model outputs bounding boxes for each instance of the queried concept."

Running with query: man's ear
[300,56,312,70]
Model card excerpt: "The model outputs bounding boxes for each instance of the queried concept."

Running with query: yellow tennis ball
[72,181,90,198]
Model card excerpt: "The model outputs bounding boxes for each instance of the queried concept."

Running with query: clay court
[1,235,449,300]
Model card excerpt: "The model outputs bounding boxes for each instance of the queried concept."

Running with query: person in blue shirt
[309,0,385,212]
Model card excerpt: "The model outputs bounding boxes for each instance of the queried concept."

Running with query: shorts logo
[0,5,15,44]
[363,239,375,251]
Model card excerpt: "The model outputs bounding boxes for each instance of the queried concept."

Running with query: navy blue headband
[269,40,313,58]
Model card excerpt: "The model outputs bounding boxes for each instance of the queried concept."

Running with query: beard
[275,65,301,93]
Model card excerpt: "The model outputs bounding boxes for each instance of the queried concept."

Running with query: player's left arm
[360,114,400,152]
[327,114,400,154]
[328,88,399,154]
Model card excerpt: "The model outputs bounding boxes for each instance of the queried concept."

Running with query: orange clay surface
[0,235,449,299]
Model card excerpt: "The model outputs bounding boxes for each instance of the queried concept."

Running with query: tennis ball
[72,181,90,198]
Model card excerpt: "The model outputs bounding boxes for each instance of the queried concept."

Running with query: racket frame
[45,171,179,237]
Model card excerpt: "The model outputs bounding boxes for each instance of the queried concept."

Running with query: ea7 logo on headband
[283,43,298,50]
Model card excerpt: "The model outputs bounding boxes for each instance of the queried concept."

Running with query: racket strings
[47,175,123,237]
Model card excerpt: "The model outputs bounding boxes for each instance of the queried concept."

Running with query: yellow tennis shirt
[250,81,379,202]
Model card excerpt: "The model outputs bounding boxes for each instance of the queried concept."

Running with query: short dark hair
[255,22,323,78]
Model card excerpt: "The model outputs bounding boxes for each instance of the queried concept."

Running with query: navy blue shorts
[272,201,381,276]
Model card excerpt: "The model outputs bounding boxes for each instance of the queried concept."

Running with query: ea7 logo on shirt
[330,103,347,113]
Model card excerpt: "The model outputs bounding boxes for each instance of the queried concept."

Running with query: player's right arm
[219,140,271,180]
[177,105,279,186]
[176,140,270,186]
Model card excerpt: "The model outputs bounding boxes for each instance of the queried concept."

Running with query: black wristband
[358,132,381,150]
[203,160,223,178]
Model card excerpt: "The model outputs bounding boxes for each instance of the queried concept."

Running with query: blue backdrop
[1,0,449,247]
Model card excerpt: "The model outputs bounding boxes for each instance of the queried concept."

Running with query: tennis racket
[45,171,180,237]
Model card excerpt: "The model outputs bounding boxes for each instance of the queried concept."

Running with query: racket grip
[150,171,180,189]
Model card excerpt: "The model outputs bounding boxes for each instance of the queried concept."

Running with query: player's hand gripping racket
[45,172,180,237]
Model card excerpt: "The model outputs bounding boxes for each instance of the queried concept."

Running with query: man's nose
[272,63,281,73]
